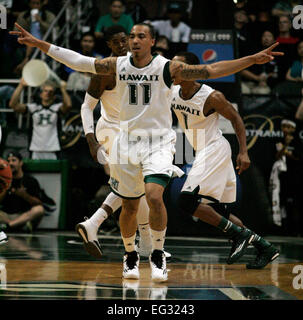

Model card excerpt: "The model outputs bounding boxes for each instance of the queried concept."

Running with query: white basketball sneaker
[123,251,140,280]
[75,217,102,258]
[149,250,168,282]
[0,231,8,245]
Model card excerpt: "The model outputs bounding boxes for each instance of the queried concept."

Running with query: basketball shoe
[75,217,102,259]
[227,228,254,264]
[149,250,168,282]
[246,244,280,269]
[123,251,140,279]
[0,231,8,245]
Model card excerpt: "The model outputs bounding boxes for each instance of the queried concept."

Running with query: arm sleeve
[47,45,97,74]
[81,92,99,135]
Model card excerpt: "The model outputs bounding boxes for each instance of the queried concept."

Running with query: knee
[178,192,200,216]
[32,205,45,217]
[146,192,163,211]
[122,201,139,216]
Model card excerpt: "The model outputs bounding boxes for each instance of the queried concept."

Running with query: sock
[89,208,108,228]
[251,234,271,250]
[151,228,166,251]
[217,216,243,237]
[122,234,136,253]
[103,192,122,213]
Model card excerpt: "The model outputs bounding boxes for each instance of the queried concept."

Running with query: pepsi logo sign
[202,49,217,64]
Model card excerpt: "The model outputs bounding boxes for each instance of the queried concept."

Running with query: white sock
[136,196,151,242]
[103,192,122,213]
[151,228,167,251]
[89,208,108,228]
[122,234,136,253]
[88,192,122,228]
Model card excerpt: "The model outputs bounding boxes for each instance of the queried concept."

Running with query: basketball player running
[76,25,170,260]
[171,52,279,268]
[11,22,283,281]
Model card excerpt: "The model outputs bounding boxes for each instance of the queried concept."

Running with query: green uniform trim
[110,187,145,200]
[130,53,158,68]
[144,174,171,188]
[163,61,172,89]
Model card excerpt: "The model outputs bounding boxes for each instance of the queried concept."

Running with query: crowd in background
[0,0,303,235]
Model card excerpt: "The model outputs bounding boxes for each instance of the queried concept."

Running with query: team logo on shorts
[202,49,217,64]
[110,177,119,191]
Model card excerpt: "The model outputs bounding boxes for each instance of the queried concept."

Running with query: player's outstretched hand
[9,23,39,47]
[252,42,284,64]
[236,152,251,175]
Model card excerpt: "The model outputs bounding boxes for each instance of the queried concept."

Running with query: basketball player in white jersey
[11,22,283,281]
[76,26,170,260]
[171,52,279,268]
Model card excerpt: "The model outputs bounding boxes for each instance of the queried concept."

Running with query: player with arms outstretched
[76,25,170,259]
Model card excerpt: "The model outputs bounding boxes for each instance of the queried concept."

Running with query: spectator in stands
[276,14,300,45]
[64,32,102,77]
[13,0,56,75]
[95,0,134,40]
[9,79,72,160]
[241,30,279,94]
[286,40,303,82]
[0,151,44,232]
[274,119,303,235]
[272,0,302,17]
[274,14,300,81]
[147,2,191,57]
[149,2,191,44]
[125,0,147,24]
[233,9,252,57]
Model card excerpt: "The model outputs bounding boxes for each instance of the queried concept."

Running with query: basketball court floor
[0,231,302,300]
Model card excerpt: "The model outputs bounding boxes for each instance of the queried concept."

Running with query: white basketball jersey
[116,54,173,135]
[99,52,132,124]
[171,84,222,151]
[27,102,62,152]
[100,87,119,124]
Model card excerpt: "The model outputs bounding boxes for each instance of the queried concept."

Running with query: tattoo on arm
[179,63,210,80]
[95,57,116,75]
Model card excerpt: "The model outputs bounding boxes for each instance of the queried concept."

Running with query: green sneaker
[246,245,279,269]
[227,228,254,264]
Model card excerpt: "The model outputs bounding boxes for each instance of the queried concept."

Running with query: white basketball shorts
[182,137,236,203]
[109,130,179,198]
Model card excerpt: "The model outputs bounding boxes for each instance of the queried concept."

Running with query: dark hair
[104,25,127,41]
[134,23,156,39]
[7,150,23,161]
[80,32,96,42]
[175,51,200,65]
